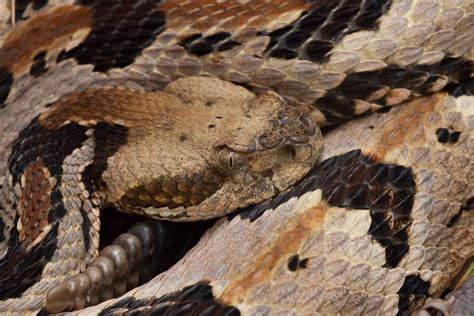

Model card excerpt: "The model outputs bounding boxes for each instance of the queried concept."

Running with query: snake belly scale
[0,0,473,314]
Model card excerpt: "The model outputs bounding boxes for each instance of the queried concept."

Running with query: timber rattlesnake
[0,0,472,314]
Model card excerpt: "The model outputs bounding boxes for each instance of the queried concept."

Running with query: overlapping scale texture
[78,93,473,315]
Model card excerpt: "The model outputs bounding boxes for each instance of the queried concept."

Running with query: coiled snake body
[0,0,472,314]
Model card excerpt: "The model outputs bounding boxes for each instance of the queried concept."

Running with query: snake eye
[218,149,245,170]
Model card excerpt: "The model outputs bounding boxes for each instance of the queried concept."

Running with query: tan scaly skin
[73,92,473,316]
[0,75,322,313]
[0,0,472,314]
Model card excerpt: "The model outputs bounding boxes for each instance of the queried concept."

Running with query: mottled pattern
[1,0,473,122]
[296,150,416,268]
[0,119,92,297]
[136,0,474,126]
[8,118,88,182]
[0,0,472,314]
[315,57,473,125]
[237,149,417,269]
[78,93,473,315]
[0,74,322,311]
[0,119,95,305]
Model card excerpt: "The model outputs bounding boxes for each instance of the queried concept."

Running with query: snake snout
[258,111,317,151]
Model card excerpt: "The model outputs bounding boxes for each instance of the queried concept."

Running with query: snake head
[206,90,323,211]
[103,77,322,220]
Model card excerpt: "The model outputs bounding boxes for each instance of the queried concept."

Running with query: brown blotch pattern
[38,88,163,130]
[17,159,54,248]
[160,0,311,33]
[221,202,326,304]
[0,4,92,75]
[377,93,437,151]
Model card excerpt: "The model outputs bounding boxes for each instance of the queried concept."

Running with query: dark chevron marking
[97,281,240,316]
[8,118,89,184]
[179,32,241,56]
[180,0,392,61]
[264,0,392,62]
[58,0,165,72]
[240,150,416,268]
[314,57,473,125]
